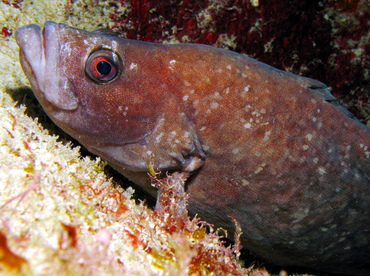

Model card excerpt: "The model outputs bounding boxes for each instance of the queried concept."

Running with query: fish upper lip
[16,23,43,50]
[16,23,44,83]
[16,21,78,110]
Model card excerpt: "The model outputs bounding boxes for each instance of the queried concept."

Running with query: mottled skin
[16,22,370,275]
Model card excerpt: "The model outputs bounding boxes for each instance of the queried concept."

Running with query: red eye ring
[86,49,121,83]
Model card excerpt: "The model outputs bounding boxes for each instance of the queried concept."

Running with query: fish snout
[16,21,78,110]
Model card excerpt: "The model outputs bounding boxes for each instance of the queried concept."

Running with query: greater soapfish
[16,22,370,275]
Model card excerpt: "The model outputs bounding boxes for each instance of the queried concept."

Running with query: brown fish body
[16,22,370,275]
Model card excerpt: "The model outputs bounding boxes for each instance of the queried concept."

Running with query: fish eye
[85,49,121,83]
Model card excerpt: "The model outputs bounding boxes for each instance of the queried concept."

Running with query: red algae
[1,0,22,9]
[334,0,361,12]
[1,26,12,37]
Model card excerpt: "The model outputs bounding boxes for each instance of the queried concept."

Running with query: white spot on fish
[251,110,261,117]
[232,148,240,154]
[254,163,266,174]
[313,157,319,164]
[184,80,191,86]
[318,167,326,175]
[254,167,262,174]
[241,179,250,186]
[338,237,346,243]
[155,132,164,143]
[210,102,219,109]
[305,134,313,141]
[263,131,271,141]
[182,95,189,101]
[202,144,210,151]
[213,92,221,98]
[244,123,252,129]
[129,63,138,70]
[169,59,177,71]
[244,104,252,111]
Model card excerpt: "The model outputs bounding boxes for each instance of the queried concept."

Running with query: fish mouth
[16,21,78,110]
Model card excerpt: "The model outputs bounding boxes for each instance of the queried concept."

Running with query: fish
[16,21,370,275]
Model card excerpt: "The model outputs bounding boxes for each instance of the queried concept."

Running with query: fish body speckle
[16,22,370,275]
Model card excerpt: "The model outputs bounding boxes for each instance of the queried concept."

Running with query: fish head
[16,21,205,186]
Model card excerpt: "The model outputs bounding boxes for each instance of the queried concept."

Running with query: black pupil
[97,61,112,75]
